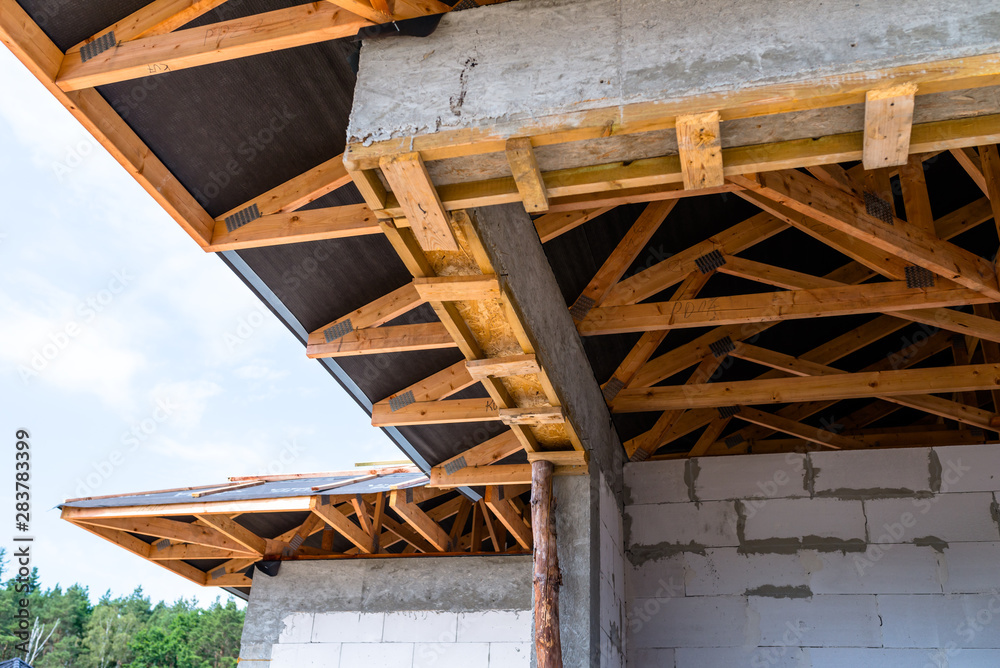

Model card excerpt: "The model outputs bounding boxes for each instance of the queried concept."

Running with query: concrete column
[468,204,626,667]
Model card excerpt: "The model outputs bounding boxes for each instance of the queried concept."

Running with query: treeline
[0,549,243,667]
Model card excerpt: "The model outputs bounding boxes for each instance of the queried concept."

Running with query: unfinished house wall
[239,556,531,667]
[625,444,1000,667]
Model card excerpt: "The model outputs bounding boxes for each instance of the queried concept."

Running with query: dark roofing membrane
[16,1,995,463]
[61,472,427,509]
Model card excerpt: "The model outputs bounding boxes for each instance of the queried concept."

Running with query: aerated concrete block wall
[624,444,1000,667]
[239,556,532,667]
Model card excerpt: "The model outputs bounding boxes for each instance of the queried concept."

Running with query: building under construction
[6,0,1000,665]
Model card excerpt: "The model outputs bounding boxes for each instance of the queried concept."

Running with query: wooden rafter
[70,0,232,51]
[611,364,1000,413]
[56,4,372,91]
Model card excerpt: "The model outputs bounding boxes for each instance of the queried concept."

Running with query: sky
[0,45,404,606]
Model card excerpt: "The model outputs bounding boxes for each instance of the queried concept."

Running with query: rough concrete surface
[350,0,1000,143]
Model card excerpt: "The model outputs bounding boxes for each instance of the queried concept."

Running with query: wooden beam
[676,111,723,189]
[0,1,216,247]
[980,145,1000,239]
[69,521,209,586]
[412,276,500,302]
[466,354,540,380]
[531,460,562,668]
[863,83,918,169]
[389,490,451,551]
[500,407,565,426]
[898,155,935,234]
[602,273,711,402]
[70,0,231,50]
[687,416,733,457]
[579,281,990,335]
[371,399,562,427]
[148,543,251,561]
[372,398,500,426]
[484,486,532,550]
[75,516,255,553]
[220,154,353,220]
[56,3,371,91]
[306,323,457,358]
[534,207,613,243]
[754,170,1000,300]
[429,461,586,487]
[735,189,911,280]
[194,514,266,555]
[603,212,787,307]
[379,153,458,251]
[432,430,525,485]
[506,137,549,212]
[572,200,676,318]
[611,363,1000,412]
[734,406,859,450]
[626,355,723,461]
[310,498,372,554]
[306,283,423,337]
[208,204,380,251]
[377,360,476,406]
[951,147,990,197]
[370,492,387,553]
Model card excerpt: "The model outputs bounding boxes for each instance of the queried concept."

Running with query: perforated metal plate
[717,405,741,418]
[389,390,415,412]
[863,191,895,225]
[602,377,625,402]
[224,203,261,232]
[905,265,936,288]
[81,31,115,63]
[324,319,354,343]
[695,249,726,274]
[570,295,595,321]
[709,335,735,358]
[443,455,467,475]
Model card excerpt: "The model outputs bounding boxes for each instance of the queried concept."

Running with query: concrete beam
[349,0,1000,145]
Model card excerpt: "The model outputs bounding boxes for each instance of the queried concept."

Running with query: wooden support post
[531,460,562,668]
[676,111,723,189]
[863,83,917,169]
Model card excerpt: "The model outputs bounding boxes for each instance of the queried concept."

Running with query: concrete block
[311,612,384,643]
[879,593,1000,648]
[270,643,340,668]
[684,548,809,596]
[864,493,999,544]
[457,610,531,643]
[277,613,313,644]
[751,595,881,647]
[675,647,809,668]
[384,611,457,643]
[626,554,685,601]
[627,501,739,548]
[694,453,807,501]
[934,444,1000,493]
[625,460,689,505]
[806,648,1000,667]
[629,648,675,668]
[413,642,489,668]
[811,448,932,495]
[742,498,866,542]
[600,630,624,668]
[488,642,531,667]
[629,596,749,648]
[808,545,943,594]
[340,642,414,664]
[943,543,1000,594]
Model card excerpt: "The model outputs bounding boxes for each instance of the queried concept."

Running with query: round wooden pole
[531,459,563,668]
